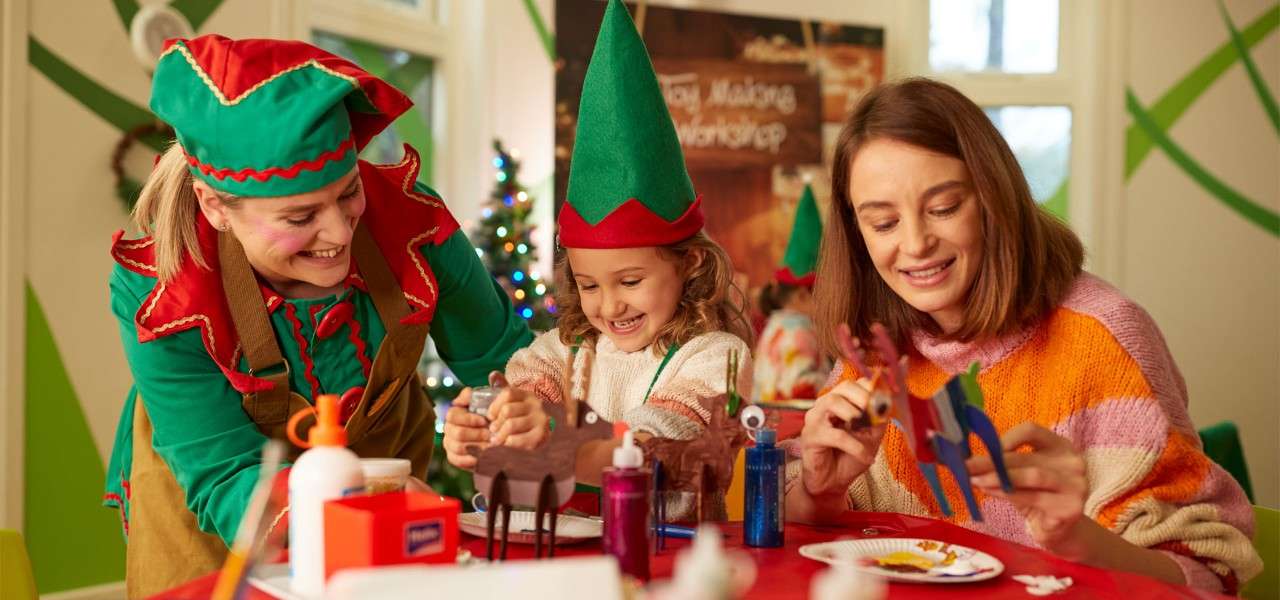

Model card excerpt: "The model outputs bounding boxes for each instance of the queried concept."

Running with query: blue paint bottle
[744,427,784,547]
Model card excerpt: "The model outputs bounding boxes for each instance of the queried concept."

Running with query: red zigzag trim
[186,138,355,183]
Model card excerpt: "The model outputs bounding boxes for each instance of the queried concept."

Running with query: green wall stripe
[110,0,224,35]
[521,0,557,63]
[170,0,225,30]
[110,0,141,31]
[1218,0,1280,135]
[24,283,125,593]
[1125,5,1279,177]
[1042,180,1069,223]
[27,36,166,151]
[1127,89,1280,236]
[345,39,435,184]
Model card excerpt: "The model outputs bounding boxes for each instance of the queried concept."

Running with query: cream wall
[1122,0,1279,507]
[3,0,1275,594]
[482,0,1279,508]
[25,0,291,482]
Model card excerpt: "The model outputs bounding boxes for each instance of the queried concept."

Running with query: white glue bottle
[287,393,365,597]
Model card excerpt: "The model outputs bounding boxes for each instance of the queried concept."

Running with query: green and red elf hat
[775,184,822,287]
[557,0,702,249]
[149,34,411,197]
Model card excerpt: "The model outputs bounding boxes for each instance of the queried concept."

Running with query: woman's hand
[441,387,491,470]
[799,379,888,498]
[967,422,1089,552]
[487,387,550,450]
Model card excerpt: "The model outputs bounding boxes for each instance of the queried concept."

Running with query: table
[152,512,1224,599]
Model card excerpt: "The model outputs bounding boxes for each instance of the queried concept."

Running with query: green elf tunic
[103,154,530,543]
[100,35,533,596]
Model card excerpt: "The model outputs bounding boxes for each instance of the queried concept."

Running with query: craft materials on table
[742,407,785,548]
[456,511,603,545]
[799,537,1004,583]
[809,564,887,600]
[1011,574,1074,596]
[210,440,288,600]
[603,429,652,580]
[286,394,366,597]
[469,399,612,560]
[835,323,1013,520]
[324,491,460,576]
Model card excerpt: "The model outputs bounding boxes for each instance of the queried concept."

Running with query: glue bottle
[602,429,651,580]
[744,427,784,547]
[287,393,365,596]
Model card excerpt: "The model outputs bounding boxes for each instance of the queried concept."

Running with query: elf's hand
[442,387,490,470]
[967,422,1089,551]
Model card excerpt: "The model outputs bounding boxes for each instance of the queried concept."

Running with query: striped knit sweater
[790,273,1261,593]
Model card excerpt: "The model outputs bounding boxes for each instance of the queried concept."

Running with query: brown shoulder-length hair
[553,231,752,355]
[814,77,1083,356]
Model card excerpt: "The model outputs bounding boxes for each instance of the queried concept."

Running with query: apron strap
[351,224,411,330]
[219,231,291,424]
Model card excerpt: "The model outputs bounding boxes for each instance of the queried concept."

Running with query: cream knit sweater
[505,328,752,441]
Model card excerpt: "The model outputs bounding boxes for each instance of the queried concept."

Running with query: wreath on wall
[110,122,174,212]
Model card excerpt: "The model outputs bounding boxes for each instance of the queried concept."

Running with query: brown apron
[125,225,437,598]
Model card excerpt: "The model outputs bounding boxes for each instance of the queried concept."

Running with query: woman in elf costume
[752,183,831,404]
[441,0,752,518]
[103,36,532,596]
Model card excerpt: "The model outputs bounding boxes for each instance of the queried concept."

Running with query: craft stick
[836,323,873,380]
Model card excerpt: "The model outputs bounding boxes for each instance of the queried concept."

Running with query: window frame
[899,0,1120,274]
[284,0,485,212]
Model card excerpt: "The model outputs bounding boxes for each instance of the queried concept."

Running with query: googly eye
[740,405,765,430]
[585,412,599,424]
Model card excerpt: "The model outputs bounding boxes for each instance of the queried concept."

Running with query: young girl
[752,184,830,404]
[441,0,751,511]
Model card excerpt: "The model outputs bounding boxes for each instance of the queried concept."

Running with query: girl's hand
[967,422,1089,551]
[487,387,550,450]
[799,379,888,498]
[441,387,491,469]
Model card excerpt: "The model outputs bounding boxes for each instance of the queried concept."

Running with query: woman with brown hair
[785,78,1260,592]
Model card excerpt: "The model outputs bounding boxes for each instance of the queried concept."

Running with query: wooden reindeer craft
[641,350,748,545]
[836,323,1013,520]
[469,398,611,560]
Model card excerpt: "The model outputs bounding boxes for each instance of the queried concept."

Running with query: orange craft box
[324,491,461,578]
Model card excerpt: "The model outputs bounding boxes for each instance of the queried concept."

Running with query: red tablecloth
[150,512,1224,599]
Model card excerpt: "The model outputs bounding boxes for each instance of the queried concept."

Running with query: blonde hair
[553,232,752,354]
[132,143,241,281]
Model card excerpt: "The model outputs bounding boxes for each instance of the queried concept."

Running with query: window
[985,105,1071,214]
[930,0,1060,74]
[906,0,1093,234]
[312,32,436,184]
[293,0,456,191]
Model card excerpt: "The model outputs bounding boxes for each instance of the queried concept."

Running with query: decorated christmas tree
[420,139,557,505]
[472,139,558,331]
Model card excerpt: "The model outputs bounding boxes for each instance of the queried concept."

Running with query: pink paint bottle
[602,430,650,580]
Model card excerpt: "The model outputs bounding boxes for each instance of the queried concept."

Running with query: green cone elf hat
[558,0,702,248]
[775,184,821,286]
[150,35,411,197]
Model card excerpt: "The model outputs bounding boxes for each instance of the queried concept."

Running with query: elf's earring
[217,222,230,232]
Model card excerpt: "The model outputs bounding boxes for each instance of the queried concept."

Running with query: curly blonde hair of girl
[553,232,752,355]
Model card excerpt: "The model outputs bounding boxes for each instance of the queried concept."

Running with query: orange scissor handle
[286,406,318,449]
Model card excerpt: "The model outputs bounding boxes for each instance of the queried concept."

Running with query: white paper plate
[799,538,1003,583]
[458,511,602,545]
[249,549,480,599]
